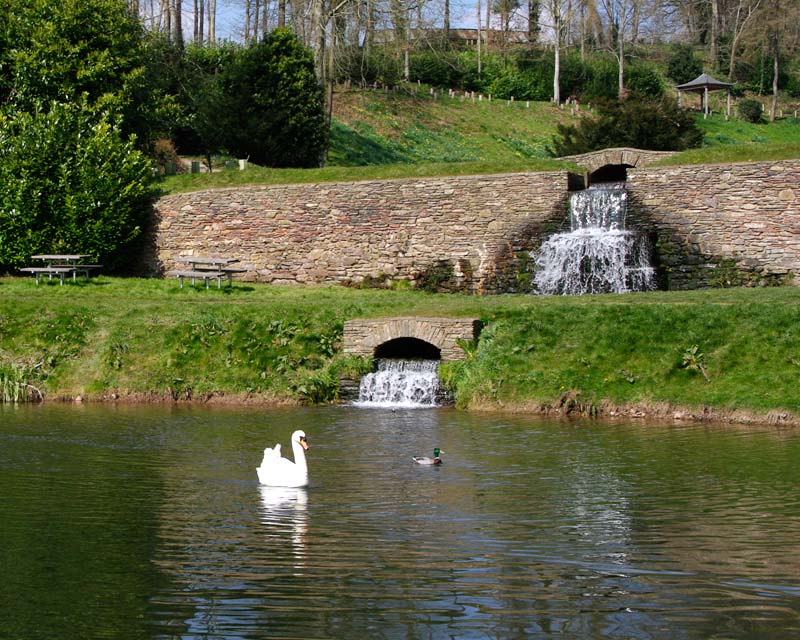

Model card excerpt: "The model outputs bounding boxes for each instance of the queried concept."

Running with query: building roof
[676,73,734,92]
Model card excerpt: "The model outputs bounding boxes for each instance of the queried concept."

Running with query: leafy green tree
[0,0,163,273]
[550,97,703,156]
[0,101,154,271]
[666,43,704,85]
[0,0,173,148]
[220,29,327,167]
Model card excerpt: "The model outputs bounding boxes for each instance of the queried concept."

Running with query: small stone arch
[342,317,482,361]
[560,147,679,183]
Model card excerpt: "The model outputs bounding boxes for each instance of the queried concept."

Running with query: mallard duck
[257,430,310,487]
[413,447,443,465]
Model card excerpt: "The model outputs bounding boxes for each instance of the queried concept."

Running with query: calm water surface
[1,404,799,639]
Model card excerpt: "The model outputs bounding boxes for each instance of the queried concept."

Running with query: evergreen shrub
[0,101,153,271]
[550,97,703,156]
[738,98,763,123]
[666,44,703,85]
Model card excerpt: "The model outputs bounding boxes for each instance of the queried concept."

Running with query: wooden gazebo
[677,73,733,119]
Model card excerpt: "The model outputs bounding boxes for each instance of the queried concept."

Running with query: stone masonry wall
[147,172,570,293]
[627,160,800,288]
[147,160,800,293]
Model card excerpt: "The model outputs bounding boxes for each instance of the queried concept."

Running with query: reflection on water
[258,486,308,573]
[1,404,800,639]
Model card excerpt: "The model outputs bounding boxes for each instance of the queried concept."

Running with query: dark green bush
[550,97,703,156]
[738,98,764,123]
[409,52,461,87]
[626,63,664,98]
[785,74,800,98]
[0,101,154,271]
[337,48,403,87]
[220,29,327,167]
[666,44,703,85]
[582,57,619,101]
[487,68,550,101]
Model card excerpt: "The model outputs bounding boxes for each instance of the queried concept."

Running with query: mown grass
[159,157,579,195]
[1,276,799,419]
[160,89,800,194]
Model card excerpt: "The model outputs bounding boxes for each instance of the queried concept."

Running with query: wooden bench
[167,269,227,289]
[19,266,76,285]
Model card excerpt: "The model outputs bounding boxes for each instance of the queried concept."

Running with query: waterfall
[533,182,655,295]
[356,359,444,407]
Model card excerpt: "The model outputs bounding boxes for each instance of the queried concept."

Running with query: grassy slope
[1,277,799,422]
[161,88,800,194]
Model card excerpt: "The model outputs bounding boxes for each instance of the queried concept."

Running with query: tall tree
[170,0,184,48]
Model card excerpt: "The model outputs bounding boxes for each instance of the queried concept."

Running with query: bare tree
[728,0,762,78]
[170,0,184,47]
[208,0,216,44]
[598,0,637,97]
[544,0,573,102]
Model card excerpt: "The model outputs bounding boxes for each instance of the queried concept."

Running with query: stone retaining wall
[147,159,800,293]
[627,160,800,288]
[147,172,569,293]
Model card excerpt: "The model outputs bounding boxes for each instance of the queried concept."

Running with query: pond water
[1,404,799,639]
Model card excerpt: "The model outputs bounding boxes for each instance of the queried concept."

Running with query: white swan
[257,430,310,487]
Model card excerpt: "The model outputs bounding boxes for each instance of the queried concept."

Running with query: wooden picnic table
[21,254,102,285]
[168,256,246,289]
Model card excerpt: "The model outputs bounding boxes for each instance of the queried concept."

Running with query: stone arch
[342,317,482,361]
[374,337,441,360]
[560,147,679,179]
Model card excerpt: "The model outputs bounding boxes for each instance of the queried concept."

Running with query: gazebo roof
[676,73,733,92]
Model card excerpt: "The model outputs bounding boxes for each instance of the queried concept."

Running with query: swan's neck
[292,440,308,472]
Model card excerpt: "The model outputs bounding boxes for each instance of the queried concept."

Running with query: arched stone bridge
[343,317,482,361]
[561,147,678,175]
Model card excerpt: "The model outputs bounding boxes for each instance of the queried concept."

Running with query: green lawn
[161,89,800,194]
[1,276,799,422]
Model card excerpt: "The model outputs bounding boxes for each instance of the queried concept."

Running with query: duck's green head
[433,448,441,457]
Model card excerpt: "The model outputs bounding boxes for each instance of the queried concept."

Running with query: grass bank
[160,89,800,195]
[1,277,799,425]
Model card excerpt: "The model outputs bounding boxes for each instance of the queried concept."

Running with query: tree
[221,28,327,167]
[544,0,572,103]
[550,97,704,155]
[0,0,171,149]
[0,101,154,271]
[0,0,160,272]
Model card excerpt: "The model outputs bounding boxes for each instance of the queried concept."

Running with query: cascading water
[533,182,655,295]
[356,359,443,407]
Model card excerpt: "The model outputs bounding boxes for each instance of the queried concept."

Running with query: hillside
[328,86,800,166]
[328,87,577,165]
[161,86,800,194]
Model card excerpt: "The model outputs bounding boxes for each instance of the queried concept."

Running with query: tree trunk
[553,6,561,103]
[710,0,720,68]
[171,0,184,48]
[208,0,216,45]
[770,37,779,121]
[477,0,482,76]
[245,0,251,42]
[528,0,540,43]
[618,33,625,98]
[444,0,450,44]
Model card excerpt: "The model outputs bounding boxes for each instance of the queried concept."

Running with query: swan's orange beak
[300,437,309,450]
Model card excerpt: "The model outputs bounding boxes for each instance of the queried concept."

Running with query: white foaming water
[356,359,442,408]
[533,183,654,295]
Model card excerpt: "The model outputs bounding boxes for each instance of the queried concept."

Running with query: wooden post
[704,86,709,119]
[726,89,731,118]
